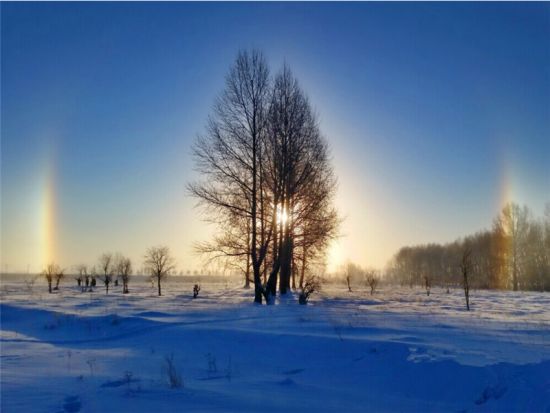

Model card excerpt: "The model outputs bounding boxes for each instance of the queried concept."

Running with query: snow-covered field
[1,279,549,412]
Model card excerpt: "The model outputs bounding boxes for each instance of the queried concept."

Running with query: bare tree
[189,50,272,304]
[75,264,88,290]
[144,246,175,296]
[89,265,97,289]
[42,263,61,293]
[265,64,339,297]
[53,266,65,291]
[163,354,183,388]
[365,269,379,295]
[114,254,132,294]
[190,51,339,304]
[344,262,362,293]
[461,248,473,311]
[194,208,254,289]
[98,253,114,295]
[346,273,352,293]
[193,284,201,298]
[424,275,431,296]
[296,203,339,290]
[494,203,531,291]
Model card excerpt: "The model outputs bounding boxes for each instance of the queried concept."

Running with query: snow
[1,279,549,412]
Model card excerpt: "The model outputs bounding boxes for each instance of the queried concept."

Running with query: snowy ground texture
[1,279,549,413]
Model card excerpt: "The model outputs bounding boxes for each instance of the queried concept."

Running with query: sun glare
[276,204,289,225]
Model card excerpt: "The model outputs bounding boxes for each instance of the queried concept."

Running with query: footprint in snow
[100,378,140,388]
[282,368,305,375]
[353,348,379,362]
[62,395,81,413]
[475,384,507,405]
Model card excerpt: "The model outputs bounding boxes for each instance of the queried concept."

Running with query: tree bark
[291,256,296,290]
[299,245,307,289]
[266,258,281,303]
[244,260,251,289]
[512,248,518,291]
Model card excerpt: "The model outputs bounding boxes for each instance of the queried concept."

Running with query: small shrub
[193,284,201,299]
[123,371,133,387]
[110,314,120,326]
[24,276,39,294]
[67,350,72,372]
[299,276,321,305]
[163,354,183,388]
[42,263,63,293]
[44,322,56,330]
[206,353,217,375]
[225,356,232,381]
[365,270,379,295]
[86,358,96,376]
[44,313,62,330]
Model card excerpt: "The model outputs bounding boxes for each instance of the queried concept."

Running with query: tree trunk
[244,252,251,289]
[512,255,518,291]
[279,246,290,294]
[251,119,261,304]
[258,141,267,289]
[157,275,162,296]
[265,204,280,300]
[266,258,281,303]
[280,192,294,294]
[253,263,263,304]
[463,273,470,311]
[244,222,251,289]
[299,245,307,289]
[279,221,292,294]
[48,281,52,294]
[291,257,296,290]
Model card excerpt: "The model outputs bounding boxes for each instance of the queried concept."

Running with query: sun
[276,204,288,225]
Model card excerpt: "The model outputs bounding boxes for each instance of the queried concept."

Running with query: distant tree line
[330,262,381,295]
[189,49,340,304]
[42,246,176,296]
[386,203,550,292]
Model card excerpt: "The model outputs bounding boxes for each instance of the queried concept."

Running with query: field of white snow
[1,278,549,413]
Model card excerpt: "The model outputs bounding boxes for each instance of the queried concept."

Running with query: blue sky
[1,2,549,273]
